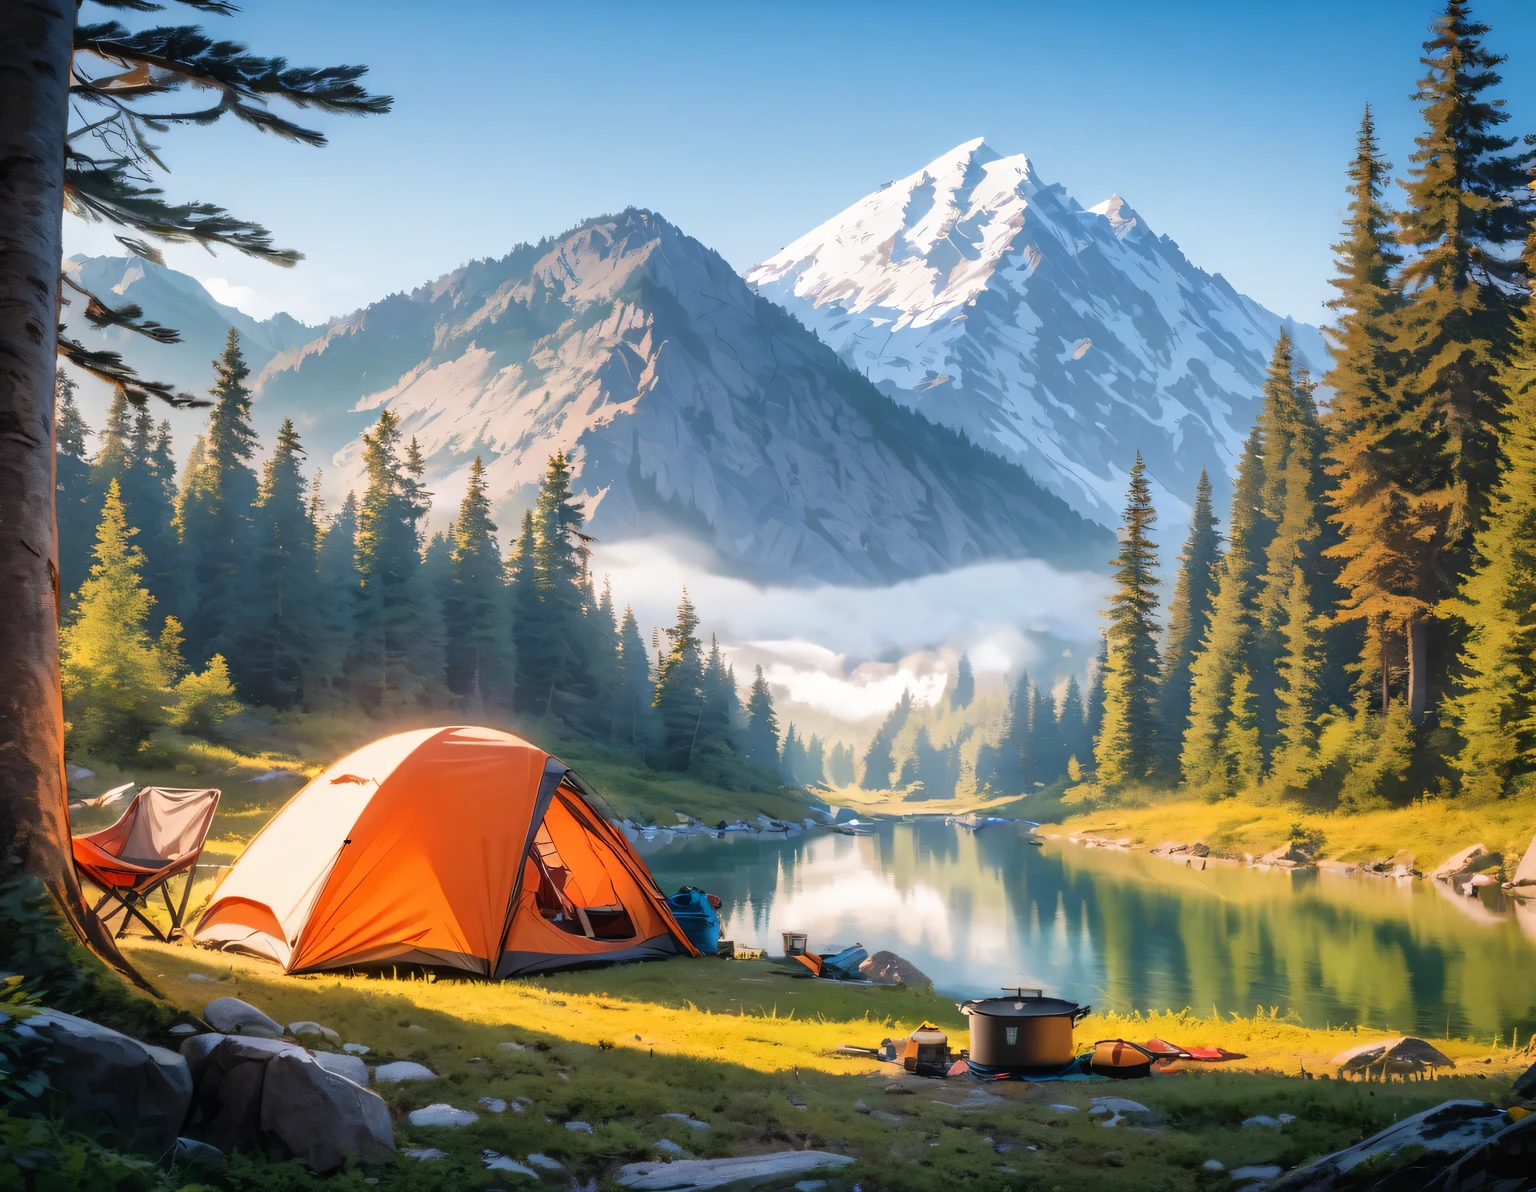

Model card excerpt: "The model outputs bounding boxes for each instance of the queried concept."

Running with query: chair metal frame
[72,787,221,942]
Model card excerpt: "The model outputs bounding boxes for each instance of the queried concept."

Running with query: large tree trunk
[1406,613,1428,722]
[0,0,138,978]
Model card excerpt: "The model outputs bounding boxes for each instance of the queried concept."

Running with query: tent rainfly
[193,727,699,977]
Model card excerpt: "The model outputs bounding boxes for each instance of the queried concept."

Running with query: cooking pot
[960,987,1091,1069]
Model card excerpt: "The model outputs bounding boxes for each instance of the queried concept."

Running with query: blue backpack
[667,887,721,955]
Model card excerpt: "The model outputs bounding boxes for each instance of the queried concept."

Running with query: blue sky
[66,0,1536,326]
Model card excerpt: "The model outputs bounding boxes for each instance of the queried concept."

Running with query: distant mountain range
[59,142,1328,582]
[747,139,1326,525]
[62,214,1110,584]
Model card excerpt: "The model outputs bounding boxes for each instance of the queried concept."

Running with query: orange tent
[193,727,699,977]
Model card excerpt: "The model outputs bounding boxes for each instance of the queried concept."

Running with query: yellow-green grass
[121,943,1530,1191]
[1031,786,1536,876]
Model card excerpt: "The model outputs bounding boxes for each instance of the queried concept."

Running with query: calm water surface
[642,822,1536,1041]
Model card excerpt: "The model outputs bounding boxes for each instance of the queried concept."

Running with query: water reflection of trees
[646,827,1536,1038]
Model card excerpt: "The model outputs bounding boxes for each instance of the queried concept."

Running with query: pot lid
[964,988,1084,1017]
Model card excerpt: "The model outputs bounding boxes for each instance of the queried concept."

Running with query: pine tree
[1028,683,1066,786]
[1182,429,1270,794]
[54,373,94,605]
[1095,453,1162,788]
[1386,0,1534,716]
[1058,674,1090,773]
[861,691,914,789]
[805,734,827,785]
[781,723,806,785]
[614,606,654,747]
[1323,106,1409,711]
[1450,228,1536,798]
[743,665,782,772]
[178,331,260,670]
[1157,469,1220,774]
[508,509,538,709]
[1084,638,1108,771]
[589,576,623,736]
[310,493,360,704]
[517,453,596,720]
[698,635,738,752]
[444,458,510,706]
[992,673,1032,793]
[951,653,975,709]
[653,590,706,767]
[349,409,445,709]
[60,482,169,762]
[827,742,856,787]
[239,420,318,707]
[88,391,177,621]
[1225,668,1265,794]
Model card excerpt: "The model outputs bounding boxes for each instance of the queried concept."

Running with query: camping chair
[72,787,221,942]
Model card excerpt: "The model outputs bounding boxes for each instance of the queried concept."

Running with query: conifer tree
[444,458,510,706]
[1058,674,1090,772]
[826,742,857,787]
[1029,683,1065,786]
[307,494,359,704]
[1385,0,1534,716]
[1095,454,1162,788]
[861,690,914,789]
[126,406,179,620]
[60,482,168,762]
[1182,429,1269,794]
[240,420,318,707]
[698,635,738,751]
[951,653,975,709]
[508,509,538,708]
[614,606,654,747]
[1084,638,1108,770]
[805,734,827,785]
[178,331,260,668]
[1323,106,1409,710]
[653,590,706,767]
[54,373,94,605]
[1157,469,1221,773]
[993,672,1032,793]
[518,453,596,720]
[349,409,445,709]
[589,576,623,735]
[744,665,782,772]
[781,723,806,785]
[1450,229,1536,798]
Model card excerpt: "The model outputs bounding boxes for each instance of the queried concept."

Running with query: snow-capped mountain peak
[747,140,1324,527]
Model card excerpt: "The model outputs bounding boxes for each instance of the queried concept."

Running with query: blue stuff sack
[667,887,721,955]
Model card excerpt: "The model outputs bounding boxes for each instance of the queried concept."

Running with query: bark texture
[0,0,136,974]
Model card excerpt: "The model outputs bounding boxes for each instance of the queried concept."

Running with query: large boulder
[14,1008,192,1154]
[1432,845,1488,884]
[1268,1101,1506,1191]
[1330,1037,1456,1078]
[203,997,284,1038]
[1424,1109,1536,1190]
[1510,833,1536,889]
[259,1052,393,1171]
[187,1034,392,1170]
[859,950,933,990]
[1514,1060,1536,1101]
[311,1050,369,1086]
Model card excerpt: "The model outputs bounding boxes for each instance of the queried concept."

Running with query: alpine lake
[642,820,1536,1043]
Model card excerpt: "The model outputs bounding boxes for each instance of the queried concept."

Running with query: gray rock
[1423,1108,1536,1190]
[565,1119,594,1133]
[498,1040,526,1050]
[180,1031,232,1076]
[286,1021,340,1042]
[408,1103,478,1127]
[1432,845,1488,883]
[341,1042,371,1055]
[478,1096,507,1113]
[168,1023,201,1036]
[374,1060,436,1084]
[259,1052,394,1171]
[527,1153,564,1170]
[617,1148,860,1185]
[655,1139,692,1157]
[1202,1159,1225,1171]
[1269,1100,1506,1190]
[1243,1115,1283,1130]
[1089,1097,1149,1115]
[858,950,933,991]
[173,1136,225,1170]
[203,997,284,1038]
[1049,1104,1078,1112]
[660,1112,711,1129]
[1331,1036,1456,1078]
[1510,833,1536,887]
[483,1152,538,1176]
[403,1147,447,1160]
[1513,1059,1536,1100]
[15,1007,192,1154]
[617,1151,857,1190]
[311,1050,369,1086]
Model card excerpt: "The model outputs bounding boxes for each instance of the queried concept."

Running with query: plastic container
[781,931,809,956]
